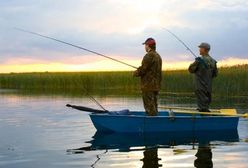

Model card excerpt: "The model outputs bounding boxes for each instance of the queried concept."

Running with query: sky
[0,0,248,72]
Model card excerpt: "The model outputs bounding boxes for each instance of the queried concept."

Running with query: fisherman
[133,38,162,116]
[188,43,218,112]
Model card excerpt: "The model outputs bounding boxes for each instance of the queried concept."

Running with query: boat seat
[220,109,237,115]
[108,109,130,115]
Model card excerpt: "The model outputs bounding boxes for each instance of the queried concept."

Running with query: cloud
[0,0,248,72]
[195,0,248,10]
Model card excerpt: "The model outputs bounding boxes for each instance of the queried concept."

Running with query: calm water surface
[0,91,247,168]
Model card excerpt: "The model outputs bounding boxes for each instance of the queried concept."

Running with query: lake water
[0,91,247,168]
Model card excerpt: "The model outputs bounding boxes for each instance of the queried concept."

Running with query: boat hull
[89,111,239,133]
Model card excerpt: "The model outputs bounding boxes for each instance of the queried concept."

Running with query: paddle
[66,104,108,113]
[159,106,236,114]
[66,104,130,115]
[159,106,248,118]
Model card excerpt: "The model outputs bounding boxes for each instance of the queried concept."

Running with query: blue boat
[90,111,239,133]
[66,104,239,133]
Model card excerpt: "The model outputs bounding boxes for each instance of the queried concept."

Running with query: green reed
[0,65,247,96]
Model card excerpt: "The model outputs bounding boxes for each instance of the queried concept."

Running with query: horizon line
[0,64,247,74]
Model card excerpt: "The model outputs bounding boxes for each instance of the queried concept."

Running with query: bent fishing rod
[164,28,208,68]
[14,28,112,111]
[14,27,138,69]
[163,28,197,58]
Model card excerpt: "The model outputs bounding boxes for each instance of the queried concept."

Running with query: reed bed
[0,65,247,96]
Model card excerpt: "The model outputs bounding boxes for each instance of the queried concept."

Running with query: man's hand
[195,57,202,62]
[195,57,208,69]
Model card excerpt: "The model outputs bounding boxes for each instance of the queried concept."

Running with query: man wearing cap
[133,38,162,116]
[189,42,218,112]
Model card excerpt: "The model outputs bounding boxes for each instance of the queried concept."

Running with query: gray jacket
[188,55,218,92]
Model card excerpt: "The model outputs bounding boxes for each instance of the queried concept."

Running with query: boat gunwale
[89,113,240,119]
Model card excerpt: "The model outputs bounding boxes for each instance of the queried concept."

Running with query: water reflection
[194,144,212,168]
[141,147,161,168]
[0,92,247,167]
[1,88,248,113]
[68,130,239,168]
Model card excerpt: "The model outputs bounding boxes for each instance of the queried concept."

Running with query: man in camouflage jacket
[133,38,162,116]
[189,42,218,112]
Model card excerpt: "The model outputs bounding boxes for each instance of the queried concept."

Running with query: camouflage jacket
[188,54,218,92]
[134,50,162,91]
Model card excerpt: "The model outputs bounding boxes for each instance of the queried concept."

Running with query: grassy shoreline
[0,65,247,97]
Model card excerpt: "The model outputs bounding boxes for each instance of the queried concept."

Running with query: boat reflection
[67,130,239,168]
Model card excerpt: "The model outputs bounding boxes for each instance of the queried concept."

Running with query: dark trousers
[195,89,212,112]
[142,91,158,116]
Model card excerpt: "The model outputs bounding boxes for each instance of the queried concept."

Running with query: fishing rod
[164,28,208,68]
[14,27,138,69]
[14,28,132,111]
[163,28,197,58]
[66,88,108,112]
[85,90,108,111]
[15,28,110,111]
[65,85,108,112]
